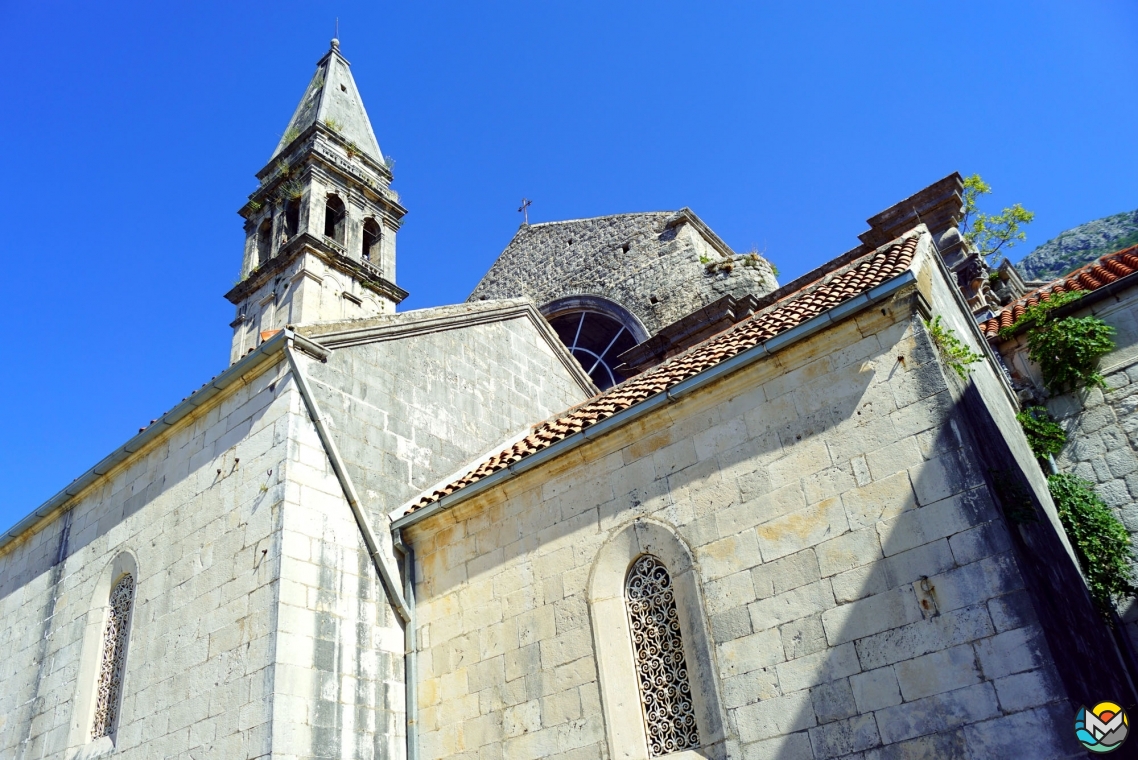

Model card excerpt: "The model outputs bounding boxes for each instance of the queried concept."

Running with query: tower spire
[225,41,407,365]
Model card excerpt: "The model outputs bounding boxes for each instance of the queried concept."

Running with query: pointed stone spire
[271,39,384,165]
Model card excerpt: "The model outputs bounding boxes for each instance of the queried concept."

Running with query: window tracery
[91,573,134,739]
[625,554,699,756]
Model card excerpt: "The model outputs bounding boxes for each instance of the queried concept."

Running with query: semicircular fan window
[625,554,700,756]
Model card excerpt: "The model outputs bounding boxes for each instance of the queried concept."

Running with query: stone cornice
[224,233,408,305]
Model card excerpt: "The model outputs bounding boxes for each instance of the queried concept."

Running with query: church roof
[980,244,1138,340]
[403,230,922,515]
[270,40,383,164]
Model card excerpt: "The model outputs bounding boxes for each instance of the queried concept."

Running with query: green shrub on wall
[1028,315,1116,394]
[1015,406,1067,462]
[1048,473,1137,614]
[924,316,984,379]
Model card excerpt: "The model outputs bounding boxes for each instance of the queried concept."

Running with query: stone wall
[403,258,1085,759]
[469,211,777,337]
[997,283,1138,646]
[0,357,293,759]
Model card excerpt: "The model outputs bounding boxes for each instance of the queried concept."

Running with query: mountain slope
[1016,208,1138,281]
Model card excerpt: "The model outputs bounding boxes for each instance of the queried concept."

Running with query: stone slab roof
[271,40,383,165]
[981,244,1138,339]
[405,231,922,514]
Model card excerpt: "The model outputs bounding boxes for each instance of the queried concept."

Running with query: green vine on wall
[1049,473,1138,614]
[924,316,984,379]
[1015,406,1067,462]
[998,289,1116,394]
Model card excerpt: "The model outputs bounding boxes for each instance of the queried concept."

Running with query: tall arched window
[284,198,301,240]
[589,521,725,760]
[256,219,273,266]
[325,195,346,243]
[362,218,381,264]
[626,555,699,756]
[91,573,135,739]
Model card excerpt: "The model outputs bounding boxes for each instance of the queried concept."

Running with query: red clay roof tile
[405,233,922,514]
[981,245,1138,340]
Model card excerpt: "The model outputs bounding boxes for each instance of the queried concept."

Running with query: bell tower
[226,39,407,363]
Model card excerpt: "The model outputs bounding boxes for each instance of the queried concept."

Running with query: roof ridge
[404,232,924,514]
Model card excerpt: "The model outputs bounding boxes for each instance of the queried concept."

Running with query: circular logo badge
[1076,702,1129,753]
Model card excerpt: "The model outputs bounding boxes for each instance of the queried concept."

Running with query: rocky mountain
[1015,208,1138,281]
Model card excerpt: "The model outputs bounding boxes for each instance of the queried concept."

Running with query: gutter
[392,530,418,760]
[392,269,918,532]
[283,336,411,624]
[0,330,308,552]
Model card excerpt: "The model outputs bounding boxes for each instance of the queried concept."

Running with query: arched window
[91,573,135,739]
[362,218,381,264]
[542,296,647,390]
[626,555,699,756]
[256,218,273,266]
[284,198,301,240]
[324,195,346,243]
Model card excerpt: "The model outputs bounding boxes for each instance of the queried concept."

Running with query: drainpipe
[393,529,418,760]
[284,336,409,623]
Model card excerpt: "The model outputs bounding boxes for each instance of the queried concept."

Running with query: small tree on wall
[959,174,1035,264]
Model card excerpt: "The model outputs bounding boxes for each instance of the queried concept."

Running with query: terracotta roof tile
[981,245,1138,339]
[405,233,922,514]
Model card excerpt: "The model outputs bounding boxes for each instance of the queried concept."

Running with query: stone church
[3,40,1137,760]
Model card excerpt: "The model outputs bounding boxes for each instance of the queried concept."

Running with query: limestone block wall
[997,285,1138,644]
[0,357,294,759]
[299,305,592,523]
[469,212,777,337]
[403,285,1082,759]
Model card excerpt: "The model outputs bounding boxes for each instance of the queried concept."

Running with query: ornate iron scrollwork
[92,574,134,739]
[625,555,699,756]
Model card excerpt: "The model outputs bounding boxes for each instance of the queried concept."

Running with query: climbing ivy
[1049,473,1138,614]
[1027,315,1116,394]
[998,289,1115,394]
[1015,406,1067,461]
[924,316,984,379]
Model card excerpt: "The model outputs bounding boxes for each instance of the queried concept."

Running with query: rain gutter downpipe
[392,270,917,532]
[283,332,411,624]
[393,529,418,760]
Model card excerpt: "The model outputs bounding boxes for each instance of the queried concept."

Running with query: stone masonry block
[877,489,993,558]
[842,470,917,531]
[924,553,1024,616]
[698,531,762,581]
[816,528,882,578]
[850,666,902,714]
[807,713,880,759]
[865,437,925,483]
[740,730,814,760]
[756,497,848,561]
[821,586,923,646]
[909,450,984,507]
[723,666,781,710]
[776,641,861,693]
[734,688,817,743]
[894,644,981,702]
[854,604,994,671]
[961,704,1084,760]
[810,677,857,724]
[993,668,1063,713]
[718,482,807,536]
[947,521,1011,567]
[974,626,1047,680]
[718,628,784,677]
[884,538,955,589]
[781,613,829,661]
[751,549,821,601]
[873,682,999,745]
[863,730,970,760]
[750,580,834,633]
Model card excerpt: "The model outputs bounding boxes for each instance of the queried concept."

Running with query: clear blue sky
[1,2,1135,531]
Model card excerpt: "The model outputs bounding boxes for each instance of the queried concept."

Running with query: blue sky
[1,1,1135,530]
